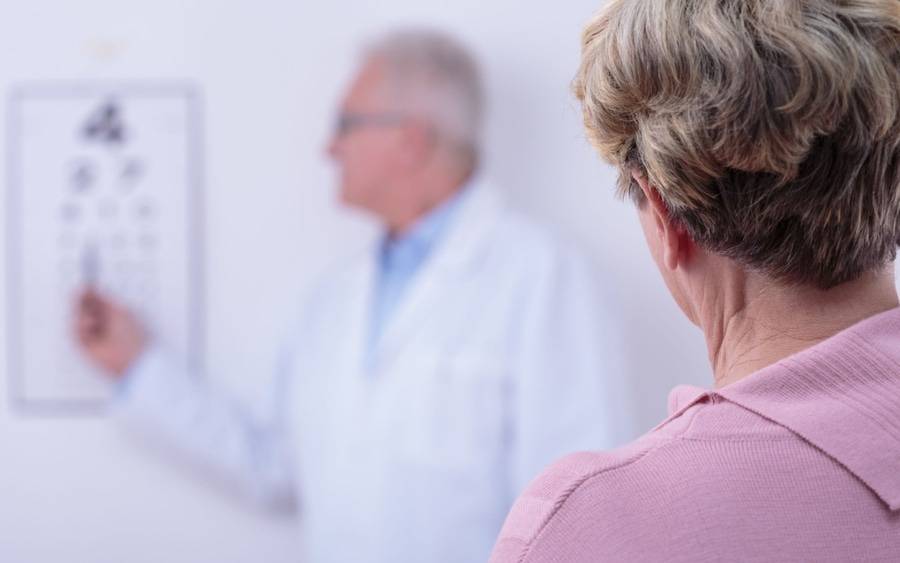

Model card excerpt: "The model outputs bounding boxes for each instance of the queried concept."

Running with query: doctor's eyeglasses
[333,112,409,137]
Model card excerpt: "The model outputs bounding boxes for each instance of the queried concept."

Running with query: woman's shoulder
[492,370,900,563]
[490,404,696,561]
[490,396,803,563]
[489,427,677,562]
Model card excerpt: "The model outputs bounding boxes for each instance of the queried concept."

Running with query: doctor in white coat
[76,29,628,563]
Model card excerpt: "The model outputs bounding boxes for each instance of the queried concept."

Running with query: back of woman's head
[575,0,900,288]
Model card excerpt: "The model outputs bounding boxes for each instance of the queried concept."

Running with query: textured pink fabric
[491,307,900,562]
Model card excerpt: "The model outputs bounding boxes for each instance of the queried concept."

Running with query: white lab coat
[115,181,629,563]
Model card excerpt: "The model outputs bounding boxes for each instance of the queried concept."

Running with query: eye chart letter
[7,84,203,414]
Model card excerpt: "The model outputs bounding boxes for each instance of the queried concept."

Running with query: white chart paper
[7,83,203,413]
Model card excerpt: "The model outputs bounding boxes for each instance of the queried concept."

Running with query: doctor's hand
[74,289,147,378]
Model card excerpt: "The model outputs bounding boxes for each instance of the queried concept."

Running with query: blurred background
[0,0,719,561]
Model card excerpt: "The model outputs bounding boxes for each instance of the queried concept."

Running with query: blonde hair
[575,0,900,288]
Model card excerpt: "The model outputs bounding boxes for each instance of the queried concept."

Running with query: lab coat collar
[369,178,504,372]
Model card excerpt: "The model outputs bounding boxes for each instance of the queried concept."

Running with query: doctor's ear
[632,171,694,272]
[397,119,437,169]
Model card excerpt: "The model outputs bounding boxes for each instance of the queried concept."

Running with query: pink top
[491,307,900,562]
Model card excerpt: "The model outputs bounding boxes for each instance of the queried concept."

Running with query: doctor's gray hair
[364,28,485,159]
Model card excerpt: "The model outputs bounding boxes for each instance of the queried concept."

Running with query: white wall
[0,1,715,561]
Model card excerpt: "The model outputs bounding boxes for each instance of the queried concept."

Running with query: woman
[491,1,900,561]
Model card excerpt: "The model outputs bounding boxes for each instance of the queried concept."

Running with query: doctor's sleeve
[111,340,298,512]
[506,249,630,496]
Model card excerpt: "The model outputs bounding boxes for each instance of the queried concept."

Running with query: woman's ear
[632,172,692,272]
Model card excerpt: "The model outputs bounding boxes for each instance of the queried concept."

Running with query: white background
[0,0,768,561]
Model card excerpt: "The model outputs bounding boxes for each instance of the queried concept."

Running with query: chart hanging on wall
[6,82,204,415]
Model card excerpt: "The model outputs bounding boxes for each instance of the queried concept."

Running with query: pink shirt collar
[663,307,900,511]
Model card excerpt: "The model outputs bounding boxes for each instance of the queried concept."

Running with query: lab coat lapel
[373,184,502,371]
[344,248,379,378]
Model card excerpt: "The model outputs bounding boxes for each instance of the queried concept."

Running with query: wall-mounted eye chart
[7,83,204,414]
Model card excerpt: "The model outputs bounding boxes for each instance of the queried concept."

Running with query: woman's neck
[704,266,899,388]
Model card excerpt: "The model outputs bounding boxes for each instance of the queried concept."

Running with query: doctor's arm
[75,290,297,511]
[507,252,631,496]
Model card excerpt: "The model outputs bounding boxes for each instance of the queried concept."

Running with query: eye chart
[7,84,203,414]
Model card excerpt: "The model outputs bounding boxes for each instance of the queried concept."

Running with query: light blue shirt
[368,188,468,358]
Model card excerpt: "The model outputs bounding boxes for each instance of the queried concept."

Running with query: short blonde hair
[575,0,900,288]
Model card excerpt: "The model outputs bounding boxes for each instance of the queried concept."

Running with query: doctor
[76,29,626,563]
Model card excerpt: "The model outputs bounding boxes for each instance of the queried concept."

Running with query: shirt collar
[667,307,900,511]
[380,181,471,268]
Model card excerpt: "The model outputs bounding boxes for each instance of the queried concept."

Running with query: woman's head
[575,0,900,290]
